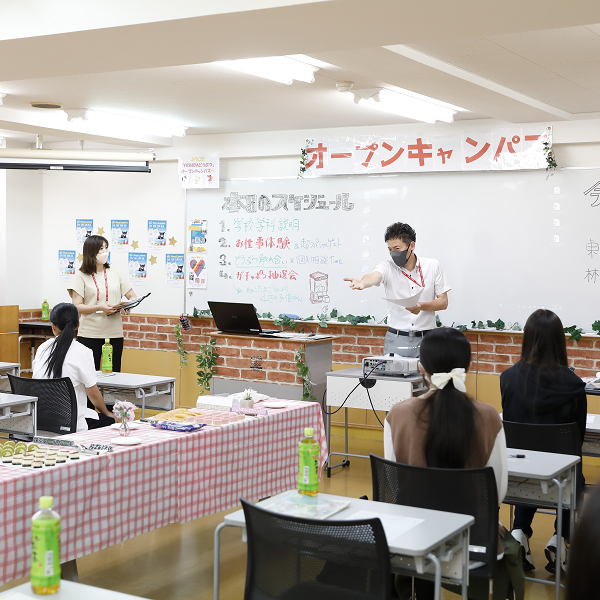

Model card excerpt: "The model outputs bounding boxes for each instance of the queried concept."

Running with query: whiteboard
[187,169,600,330]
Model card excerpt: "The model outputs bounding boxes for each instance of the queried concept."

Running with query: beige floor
[1,435,597,599]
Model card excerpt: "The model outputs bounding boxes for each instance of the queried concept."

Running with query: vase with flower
[113,401,136,436]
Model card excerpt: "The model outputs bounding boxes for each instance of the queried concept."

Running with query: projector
[362,354,420,378]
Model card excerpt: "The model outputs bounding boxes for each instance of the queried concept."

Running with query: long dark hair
[566,485,600,599]
[419,327,479,469]
[521,309,568,370]
[44,303,79,378]
[80,235,110,275]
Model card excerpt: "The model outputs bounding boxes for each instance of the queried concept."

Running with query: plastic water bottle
[101,338,113,373]
[31,496,61,595]
[298,427,319,497]
[41,300,50,322]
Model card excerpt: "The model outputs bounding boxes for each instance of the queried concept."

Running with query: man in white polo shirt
[344,222,451,357]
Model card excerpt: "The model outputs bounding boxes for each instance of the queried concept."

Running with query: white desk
[325,368,424,476]
[582,413,600,457]
[214,490,474,600]
[0,393,37,437]
[0,362,19,392]
[0,580,149,599]
[95,372,175,418]
[505,448,579,600]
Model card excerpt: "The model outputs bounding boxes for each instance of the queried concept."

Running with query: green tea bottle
[31,496,61,595]
[41,300,50,322]
[298,427,319,497]
[101,339,113,373]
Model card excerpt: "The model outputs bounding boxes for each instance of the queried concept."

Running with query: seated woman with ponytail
[32,303,116,432]
[384,327,511,600]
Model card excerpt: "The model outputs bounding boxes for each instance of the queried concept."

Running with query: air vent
[30,102,63,109]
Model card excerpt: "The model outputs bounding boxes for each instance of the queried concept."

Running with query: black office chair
[370,454,498,581]
[502,421,581,457]
[240,498,392,600]
[502,420,583,526]
[8,375,78,435]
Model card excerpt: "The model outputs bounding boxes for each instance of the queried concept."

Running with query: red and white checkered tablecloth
[0,401,326,586]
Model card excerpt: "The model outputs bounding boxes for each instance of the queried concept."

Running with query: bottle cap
[105,338,110,343]
[39,496,53,508]
[43,299,47,302]
[304,427,314,436]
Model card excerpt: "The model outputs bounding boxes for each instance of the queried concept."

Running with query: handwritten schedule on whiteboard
[187,170,600,328]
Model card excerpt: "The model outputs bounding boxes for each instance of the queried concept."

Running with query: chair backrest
[370,454,498,578]
[8,374,78,434]
[502,421,581,457]
[241,498,391,600]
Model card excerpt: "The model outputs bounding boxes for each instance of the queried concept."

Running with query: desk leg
[214,522,234,600]
[170,381,175,411]
[461,528,469,600]
[552,477,564,600]
[326,407,331,478]
[426,553,441,600]
[344,407,349,460]
[61,559,79,582]
[139,388,146,419]
[570,465,576,540]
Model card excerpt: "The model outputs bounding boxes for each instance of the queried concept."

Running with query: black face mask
[390,247,412,268]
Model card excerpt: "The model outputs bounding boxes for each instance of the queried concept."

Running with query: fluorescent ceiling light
[63,108,188,138]
[344,88,466,124]
[213,56,319,85]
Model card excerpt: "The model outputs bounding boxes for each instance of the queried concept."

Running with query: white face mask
[96,251,109,264]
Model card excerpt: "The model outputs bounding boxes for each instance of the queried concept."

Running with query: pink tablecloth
[0,401,326,585]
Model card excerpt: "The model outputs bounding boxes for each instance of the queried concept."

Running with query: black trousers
[78,336,124,372]
[78,336,123,430]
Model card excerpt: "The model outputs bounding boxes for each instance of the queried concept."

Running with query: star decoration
[131,240,139,250]
[97,227,105,235]
[77,253,83,262]
[149,255,157,265]
[169,236,177,246]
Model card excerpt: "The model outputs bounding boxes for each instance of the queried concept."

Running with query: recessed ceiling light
[30,102,63,109]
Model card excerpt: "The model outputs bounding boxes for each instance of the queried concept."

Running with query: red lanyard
[91,267,108,303]
[401,263,425,287]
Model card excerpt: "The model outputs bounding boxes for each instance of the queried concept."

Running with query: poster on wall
[166,254,185,287]
[128,252,148,284]
[76,219,93,248]
[188,219,208,252]
[148,220,167,251]
[179,153,219,189]
[58,250,76,280]
[111,220,129,250]
[187,254,207,289]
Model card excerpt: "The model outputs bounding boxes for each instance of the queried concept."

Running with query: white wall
[41,161,186,315]
[5,170,43,308]
[0,169,6,305]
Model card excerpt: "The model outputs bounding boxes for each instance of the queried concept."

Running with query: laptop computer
[208,301,280,335]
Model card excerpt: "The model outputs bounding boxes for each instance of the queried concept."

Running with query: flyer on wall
[166,254,185,287]
[76,219,93,248]
[58,250,76,280]
[128,252,148,284]
[187,254,207,289]
[188,219,207,252]
[148,220,167,251]
[111,220,129,250]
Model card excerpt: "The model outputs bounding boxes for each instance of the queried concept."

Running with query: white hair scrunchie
[430,368,467,393]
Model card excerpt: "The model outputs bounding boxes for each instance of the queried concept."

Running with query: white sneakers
[512,529,568,574]
[544,534,568,574]
[512,529,535,571]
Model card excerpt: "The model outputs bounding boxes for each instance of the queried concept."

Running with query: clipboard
[108,292,151,315]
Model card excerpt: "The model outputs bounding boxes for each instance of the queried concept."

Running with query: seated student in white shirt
[344,222,451,357]
[32,302,116,432]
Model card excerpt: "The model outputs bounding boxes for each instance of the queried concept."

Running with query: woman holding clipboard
[68,235,137,372]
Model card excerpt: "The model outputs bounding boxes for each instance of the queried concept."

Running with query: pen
[508,454,526,458]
